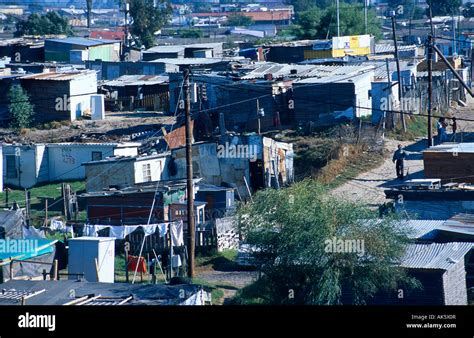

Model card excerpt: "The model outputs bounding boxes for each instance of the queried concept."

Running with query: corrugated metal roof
[20,70,96,81]
[374,44,417,54]
[423,142,474,153]
[353,60,418,80]
[151,57,241,65]
[400,242,473,270]
[46,142,141,147]
[396,219,446,239]
[241,63,374,81]
[395,219,474,238]
[101,75,169,87]
[143,45,185,54]
[46,37,118,47]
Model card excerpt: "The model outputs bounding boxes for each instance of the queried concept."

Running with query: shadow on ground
[198,256,255,272]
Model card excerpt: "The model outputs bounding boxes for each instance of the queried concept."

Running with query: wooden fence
[105,93,169,112]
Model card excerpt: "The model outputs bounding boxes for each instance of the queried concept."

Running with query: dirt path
[331,138,425,206]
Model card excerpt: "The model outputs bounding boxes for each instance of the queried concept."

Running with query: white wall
[113,145,139,157]
[68,72,97,121]
[48,144,117,181]
[353,71,374,118]
[2,145,45,189]
[3,143,140,188]
[133,156,168,184]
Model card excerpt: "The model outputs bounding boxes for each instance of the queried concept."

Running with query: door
[249,159,264,190]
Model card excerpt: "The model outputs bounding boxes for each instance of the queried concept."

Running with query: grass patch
[275,131,341,179]
[195,249,251,272]
[227,278,269,305]
[191,277,227,305]
[0,181,86,226]
[317,144,385,189]
[388,115,434,141]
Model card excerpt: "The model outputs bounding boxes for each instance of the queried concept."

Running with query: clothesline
[83,221,184,247]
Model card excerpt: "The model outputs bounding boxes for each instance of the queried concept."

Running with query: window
[142,163,152,182]
[92,151,102,161]
[6,155,17,179]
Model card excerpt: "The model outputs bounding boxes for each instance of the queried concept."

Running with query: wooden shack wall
[423,152,474,183]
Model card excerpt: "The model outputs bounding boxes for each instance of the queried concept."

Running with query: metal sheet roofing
[240,63,375,81]
[423,142,474,153]
[101,75,169,87]
[150,57,242,65]
[396,219,446,239]
[143,45,186,54]
[374,44,417,54]
[46,37,118,47]
[19,70,96,81]
[45,142,141,147]
[400,242,474,270]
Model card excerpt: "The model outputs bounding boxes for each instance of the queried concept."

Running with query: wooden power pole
[390,12,406,132]
[183,67,195,278]
[86,0,92,28]
[427,35,433,147]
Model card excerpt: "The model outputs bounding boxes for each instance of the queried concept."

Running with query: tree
[463,2,474,18]
[412,6,426,20]
[128,0,172,49]
[294,4,381,40]
[226,14,254,27]
[15,12,73,37]
[8,85,34,129]
[427,0,461,16]
[291,0,332,13]
[178,28,203,38]
[235,180,420,305]
[292,7,322,39]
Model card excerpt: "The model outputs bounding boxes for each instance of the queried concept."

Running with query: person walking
[451,117,457,142]
[437,117,447,144]
[392,144,407,179]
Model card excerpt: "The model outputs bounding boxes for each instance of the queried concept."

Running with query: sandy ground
[0,111,175,144]
[331,138,425,206]
[331,95,474,207]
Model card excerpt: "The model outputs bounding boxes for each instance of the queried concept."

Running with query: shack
[423,143,474,183]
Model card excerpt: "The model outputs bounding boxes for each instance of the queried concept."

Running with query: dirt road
[331,138,425,206]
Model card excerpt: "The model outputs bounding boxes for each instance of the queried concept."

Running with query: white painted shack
[83,153,169,192]
[3,143,140,188]
[19,70,98,122]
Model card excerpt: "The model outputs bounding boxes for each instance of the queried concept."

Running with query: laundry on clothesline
[170,221,184,247]
[82,221,183,244]
[48,219,74,236]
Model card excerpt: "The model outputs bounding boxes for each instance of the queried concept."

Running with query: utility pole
[427,35,433,147]
[256,99,261,135]
[123,1,129,48]
[336,0,340,37]
[452,15,456,55]
[86,0,92,29]
[390,11,406,132]
[183,67,195,279]
[364,0,368,35]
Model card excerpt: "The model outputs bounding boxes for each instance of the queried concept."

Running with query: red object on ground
[127,255,147,273]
